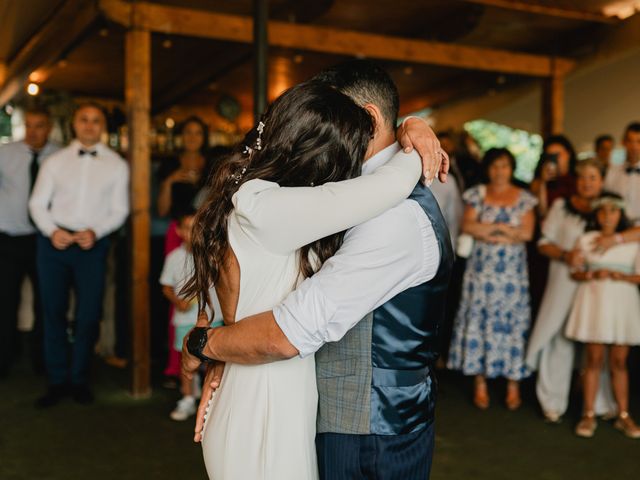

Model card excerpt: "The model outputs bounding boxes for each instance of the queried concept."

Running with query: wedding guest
[525,159,616,423]
[437,131,465,193]
[527,135,578,316]
[160,210,223,421]
[566,194,640,439]
[156,116,210,382]
[531,135,577,217]
[458,131,484,189]
[157,116,210,222]
[594,134,614,172]
[430,171,464,365]
[430,175,463,246]
[605,122,640,225]
[29,102,129,407]
[447,148,536,410]
[0,106,59,378]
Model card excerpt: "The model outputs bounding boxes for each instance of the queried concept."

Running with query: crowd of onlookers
[433,122,640,439]
[2,101,639,438]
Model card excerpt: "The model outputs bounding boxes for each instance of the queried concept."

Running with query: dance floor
[2,350,639,480]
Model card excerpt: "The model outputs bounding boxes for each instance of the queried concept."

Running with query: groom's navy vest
[316,182,453,435]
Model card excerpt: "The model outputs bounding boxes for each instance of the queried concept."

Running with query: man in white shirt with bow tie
[605,122,640,225]
[29,102,129,407]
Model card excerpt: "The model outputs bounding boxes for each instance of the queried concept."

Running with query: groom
[183,60,453,479]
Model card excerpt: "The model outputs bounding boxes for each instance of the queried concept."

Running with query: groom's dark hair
[313,60,399,131]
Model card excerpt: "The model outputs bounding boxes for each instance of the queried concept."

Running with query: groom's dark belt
[371,366,431,387]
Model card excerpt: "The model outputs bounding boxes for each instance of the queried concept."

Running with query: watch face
[187,327,206,355]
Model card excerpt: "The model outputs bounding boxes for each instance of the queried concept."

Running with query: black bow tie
[626,166,640,174]
[78,149,97,157]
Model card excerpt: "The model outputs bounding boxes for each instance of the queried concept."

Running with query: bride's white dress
[201,149,420,480]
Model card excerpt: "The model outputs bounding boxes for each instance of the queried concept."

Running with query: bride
[182,80,422,479]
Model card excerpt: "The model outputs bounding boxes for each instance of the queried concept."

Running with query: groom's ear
[363,103,385,138]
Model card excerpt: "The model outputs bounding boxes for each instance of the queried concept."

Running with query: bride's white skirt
[202,356,319,480]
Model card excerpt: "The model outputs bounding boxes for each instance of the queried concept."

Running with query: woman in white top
[182,81,422,479]
[525,159,616,422]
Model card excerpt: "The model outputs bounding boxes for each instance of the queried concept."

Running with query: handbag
[455,185,486,259]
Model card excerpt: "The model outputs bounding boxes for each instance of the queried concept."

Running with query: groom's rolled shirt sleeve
[273,200,440,358]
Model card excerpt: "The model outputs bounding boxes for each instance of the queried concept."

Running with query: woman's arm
[235,150,422,255]
[539,242,568,261]
[610,271,640,284]
[571,270,593,281]
[499,208,536,243]
[530,179,549,218]
[157,169,194,217]
[162,285,191,312]
[461,205,495,242]
[591,226,640,252]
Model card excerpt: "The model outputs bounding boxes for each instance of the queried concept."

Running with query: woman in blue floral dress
[448,148,537,410]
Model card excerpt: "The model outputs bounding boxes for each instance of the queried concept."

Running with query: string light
[27,83,40,96]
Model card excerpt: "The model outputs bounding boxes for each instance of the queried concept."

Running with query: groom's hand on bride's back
[397,116,449,185]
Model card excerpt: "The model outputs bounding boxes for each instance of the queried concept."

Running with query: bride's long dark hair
[182,81,374,312]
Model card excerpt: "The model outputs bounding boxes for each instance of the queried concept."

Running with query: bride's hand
[397,117,449,185]
[194,361,225,443]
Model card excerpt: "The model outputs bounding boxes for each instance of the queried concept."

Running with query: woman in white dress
[566,194,640,438]
[182,81,422,479]
[525,159,616,422]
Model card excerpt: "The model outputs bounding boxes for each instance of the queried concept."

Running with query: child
[565,194,640,439]
[160,210,222,421]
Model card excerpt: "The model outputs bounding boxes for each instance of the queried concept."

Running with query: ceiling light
[602,1,640,19]
[27,83,40,96]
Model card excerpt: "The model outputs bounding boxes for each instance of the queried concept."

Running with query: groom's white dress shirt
[274,142,441,358]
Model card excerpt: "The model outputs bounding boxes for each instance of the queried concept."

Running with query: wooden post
[125,27,152,398]
[541,65,564,136]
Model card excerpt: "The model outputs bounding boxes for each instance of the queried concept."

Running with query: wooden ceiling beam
[99,0,575,78]
[399,77,489,116]
[0,0,100,105]
[461,0,619,24]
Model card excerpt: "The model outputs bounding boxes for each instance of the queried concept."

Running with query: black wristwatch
[186,327,215,364]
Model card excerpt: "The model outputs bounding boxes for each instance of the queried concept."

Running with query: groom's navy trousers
[316,419,435,480]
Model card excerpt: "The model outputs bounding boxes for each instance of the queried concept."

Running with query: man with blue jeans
[29,103,129,407]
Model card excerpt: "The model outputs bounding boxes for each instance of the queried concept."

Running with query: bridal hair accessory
[235,121,266,184]
[242,121,266,156]
[232,166,247,185]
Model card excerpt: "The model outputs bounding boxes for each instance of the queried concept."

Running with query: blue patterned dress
[447,186,537,380]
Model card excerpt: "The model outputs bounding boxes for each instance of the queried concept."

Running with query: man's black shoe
[35,384,69,409]
[71,384,94,405]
